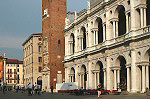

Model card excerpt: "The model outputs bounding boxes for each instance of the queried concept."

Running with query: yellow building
[6,59,23,88]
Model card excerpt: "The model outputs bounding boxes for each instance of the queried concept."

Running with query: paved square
[0,91,149,99]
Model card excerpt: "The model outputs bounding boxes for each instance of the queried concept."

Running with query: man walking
[97,83,101,98]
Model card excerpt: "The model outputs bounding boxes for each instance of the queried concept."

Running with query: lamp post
[3,53,7,85]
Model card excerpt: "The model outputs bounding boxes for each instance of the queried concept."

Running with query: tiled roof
[6,59,23,64]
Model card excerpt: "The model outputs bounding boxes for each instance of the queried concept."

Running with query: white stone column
[126,13,129,33]
[88,61,93,89]
[80,74,82,88]
[140,8,144,28]
[94,31,96,45]
[117,69,120,84]
[103,69,107,89]
[146,66,149,89]
[97,72,100,85]
[87,73,89,89]
[95,30,98,45]
[144,8,147,27]
[131,50,137,92]
[113,21,116,38]
[114,70,117,90]
[95,72,97,89]
[81,37,83,50]
[116,21,118,37]
[103,24,106,42]
[86,32,89,47]
[83,74,85,89]
[142,65,146,93]
[3,54,6,84]
[127,67,131,92]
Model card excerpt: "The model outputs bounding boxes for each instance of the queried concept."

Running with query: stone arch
[114,5,126,36]
[80,65,87,89]
[69,33,75,54]
[95,61,104,88]
[80,27,86,49]
[115,55,127,91]
[94,17,103,43]
[143,48,150,61]
[70,67,75,82]
[146,0,150,26]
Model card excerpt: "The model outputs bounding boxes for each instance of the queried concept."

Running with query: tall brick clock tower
[42,0,66,92]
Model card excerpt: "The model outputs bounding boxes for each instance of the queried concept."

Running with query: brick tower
[42,0,66,91]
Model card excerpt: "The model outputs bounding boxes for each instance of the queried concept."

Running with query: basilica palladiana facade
[64,0,150,93]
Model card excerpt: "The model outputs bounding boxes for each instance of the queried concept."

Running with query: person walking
[34,82,38,94]
[28,83,32,96]
[50,84,54,94]
[97,83,101,98]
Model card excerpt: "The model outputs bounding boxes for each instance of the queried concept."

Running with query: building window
[38,67,42,72]
[10,80,12,83]
[14,80,16,83]
[38,57,42,63]
[14,69,16,74]
[38,45,42,52]
[10,69,12,74]
[14,75,16,79]
[58,40,60,44]
[17,69,19,72]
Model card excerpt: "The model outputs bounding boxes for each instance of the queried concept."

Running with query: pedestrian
[97,83,101,98]
[28,83,32,96]
[50,84,54,94]
[32,84,35,95]
[34,82,37,94]
[37,84,41,95]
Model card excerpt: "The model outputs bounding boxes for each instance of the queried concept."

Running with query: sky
[0,0,88,60]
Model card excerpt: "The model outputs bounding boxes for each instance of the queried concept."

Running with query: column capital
[134,4,147,10]
[110,66,120,70]
[91,70,100,73]
[126,64,131,68]
[136,61,149,67]
[109,18,119,22]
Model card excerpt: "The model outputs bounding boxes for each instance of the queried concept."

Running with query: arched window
[117,6,126,36]
[70,33,75,54]
[81,27,86,50]
[146,0,150,26]
[96,18,103,43]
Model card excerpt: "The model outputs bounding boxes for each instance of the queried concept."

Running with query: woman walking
[97,83,101,98]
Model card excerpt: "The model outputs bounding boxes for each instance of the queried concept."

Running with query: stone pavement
[0,91,150,99]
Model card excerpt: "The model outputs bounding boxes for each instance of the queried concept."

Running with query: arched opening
[95,18,103,43]
[70,33,75,54]
[70,67,75,82]
[81,27,86,50]
[144,49,150,89]
[37,76,42,89]
[117,5,126,36]
[146,0,150,26]
[95,61,104,88]
[81,65,87,89]
[116,56,127,91]
[137,65,142,91]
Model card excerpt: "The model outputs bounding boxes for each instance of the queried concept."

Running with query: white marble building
[64,0,150,93]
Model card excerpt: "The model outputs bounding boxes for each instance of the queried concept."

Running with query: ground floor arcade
[65,45,150,93]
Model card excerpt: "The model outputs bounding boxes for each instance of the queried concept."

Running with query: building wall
[0,59,3,84]
[64,0,150,93]
[42,0,66,91]
[23,34,42,88]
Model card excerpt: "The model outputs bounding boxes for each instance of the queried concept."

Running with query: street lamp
[3,53,7,85]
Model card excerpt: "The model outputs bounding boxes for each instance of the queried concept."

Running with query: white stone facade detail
[64,0,150,93]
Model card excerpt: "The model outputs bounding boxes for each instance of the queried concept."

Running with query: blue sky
[0,0,88,60]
